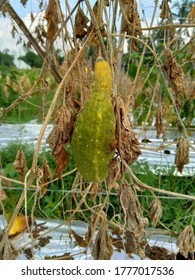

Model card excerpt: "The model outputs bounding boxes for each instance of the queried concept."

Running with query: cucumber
[71,59,116,182]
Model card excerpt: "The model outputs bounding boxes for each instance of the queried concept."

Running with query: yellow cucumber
[71,59,116,182]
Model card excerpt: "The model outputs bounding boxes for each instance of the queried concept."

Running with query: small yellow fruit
[8,215,28,236]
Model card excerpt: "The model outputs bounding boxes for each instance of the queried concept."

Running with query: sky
[0,0,188,68]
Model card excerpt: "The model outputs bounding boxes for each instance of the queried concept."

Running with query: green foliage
[0,142,76,220]
[172,0,194,24]
[18,50,42,68]
[1,141,194,231]
[131,161,195,231]
[0,67,57,123]
[0,50,15,67]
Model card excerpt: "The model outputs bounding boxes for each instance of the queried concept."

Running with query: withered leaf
[163,49,185,109]
[88,1,107,46]
[11,25,18,39]
[42,156,52,183]
[111,236,124,252]
[47,105,74,148]
[13,148,28,181]
[40,156,52,197]
[54,147,69,178]
[187,3,195,23]
[92,1,106,36]
[119,183,148,258]
[69,229,88,248]
[91,217,113,260]
[111,235,134,256]
[120,0,142,49]
[45,252,74,260]
[176,225,195,259]
[160,0,171,19]
[116,96,141,165]
[130,38,139,52]
[174,138,189,173]
[85,210,105,245]
[45,0,59,45]
[148,198,162,227]
[30,12,35,23]
[75,7,89,40]
[0,188,7,202]
[46,106,74,177]
[35,26,46,45]
[0,229,17,260]
[145,244,175,260]
[21,0,28,6]
[107,157,121,187]
[155,106,167,141]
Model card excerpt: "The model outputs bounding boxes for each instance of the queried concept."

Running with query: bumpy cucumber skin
[71,60,116,183]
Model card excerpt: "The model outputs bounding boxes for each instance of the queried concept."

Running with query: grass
[0,142,76,220]
[131,161,195,232]
[0,142,194,233]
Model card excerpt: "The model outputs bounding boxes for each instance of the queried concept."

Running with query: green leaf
[128,63,137,79]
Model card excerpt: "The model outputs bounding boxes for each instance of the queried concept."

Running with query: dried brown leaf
[174,138,190,173]
[0,230,17,260]
[85,210,104,245]
[11,25,18,39]
[0,188,7,201]
[130,38,139,52]
[120,0,142,46]
[145,244,175,260]
[75,7,89,40]
[119,183,148,258]
[35,26,46,45]
[39,1,43,9]
[160,0,171,19]
[163,49,185,109]
[148,198,163,227]
[88,1,107,47]
[111,236,124,252]
[47,105,74,148]
[155,106,167,141]
[187,3,195,23]
[69,229,88,248]
[21,0,28,6]
[117,96,141,165]
[13,148,28,181]
[46,106,74,177]
[40,156,52,197]
[30,12,35,23]
[92,1,106,36]
[45,252,74,260]
[107,157,121,187]
[45,0,59,45]
[176,225,195,259]
[91,217,113,260]
[54,148,69,178]
[42,156,52,183]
